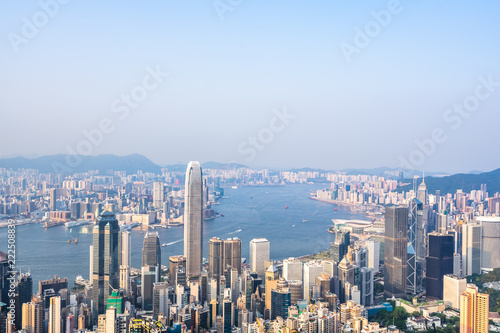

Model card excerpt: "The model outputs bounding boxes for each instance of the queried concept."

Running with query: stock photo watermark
[399,75,499,171]
[7,0,70,53]
[7,220,17,326]
[237,107,295,162]
[339,0,404,64]
[213,0,243,21]
[51,65,168,173]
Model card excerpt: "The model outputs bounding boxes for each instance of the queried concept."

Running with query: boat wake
[166,239,183,246]
[227,229,242,235]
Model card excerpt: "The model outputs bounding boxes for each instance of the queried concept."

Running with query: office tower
[443,275,467,310]
[359,267,374,306]
[143,232,161,275]
[168,255,186,286]
[105,307,117,333]
[48,296,61,333]
[283,258,303,281]
[209,237,243,281]
[66,314,74,333]
[462,223,482,276]
[265,264,279,311]
[331,230,350,263]
[384,206,408,298]
[16,272,33,328]
[92,212,120,319]
[22,297,44,333]
[454,253,462,276]
[118,231,131,268]
[426,233,454,299]
[89,245,93,281]
[365,240,380,273]
[141,232,161,311]
[417,178,428,205]
[222,298,234,333]
[119,266,130,295]
[184,161,204,280]
[153,282,169,320]
[477,217,500,271]
[407,199,424,295]
[1,251,10,307]
[287,280,303,305]
[460,284,489,333]
[38,276,68,297]
[153,180,164,209]
[249,238,270,277]
[142,265,159,311]
[50,188,56,211]
[436,213,448,234]
[303,261,324,300]
[338,257,356,303]
[271,288,291,320]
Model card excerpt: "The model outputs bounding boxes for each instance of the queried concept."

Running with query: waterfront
[0,184,370,288]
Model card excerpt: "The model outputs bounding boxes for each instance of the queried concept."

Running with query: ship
[162,243,168,247]
[285,205,288,209]
[68,236,78,244]
[65,220,92,228]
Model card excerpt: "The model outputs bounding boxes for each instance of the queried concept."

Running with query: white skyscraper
[462,223,482,276]
[184,161,203,280]
[48,296,61,333]
[249,238,270,276]
[365,240,380,273]
[303,261,324,300]
[283,257,303,281]
[153,180,164,209]
[120,231,131,268]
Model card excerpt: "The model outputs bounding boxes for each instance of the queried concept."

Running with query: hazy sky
[1,1,499,173]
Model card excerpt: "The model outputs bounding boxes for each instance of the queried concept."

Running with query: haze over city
[1,1,500,173]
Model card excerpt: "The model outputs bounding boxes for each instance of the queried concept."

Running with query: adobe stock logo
[339,0,404,64]
[399,75,499,171]
[237,108,296,162]
[7,0,70,53]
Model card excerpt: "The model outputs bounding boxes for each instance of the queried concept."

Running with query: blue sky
[1,1,499,173]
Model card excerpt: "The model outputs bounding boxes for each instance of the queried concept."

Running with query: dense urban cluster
[1,164,500,333]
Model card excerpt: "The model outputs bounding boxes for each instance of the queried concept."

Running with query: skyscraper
[118,231,131,268]
[407,198,424,295]
[384,206,408,298]
[249,238,270,277]
[462,223,482,276]
[426,233,454,299]
[460,284,489,333]
[208,237,242,280]
[92,211,120,320]
[22,296,43,333]
[184,161,203,280]
[50,188,56,211]
[48,296,61,333]
[283,258,303,281]
[142,232,161,311]
[153,180,164,210]
[365,240,380,273]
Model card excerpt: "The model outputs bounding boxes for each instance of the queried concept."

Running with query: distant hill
[202,161,249,170]
[398,168,500,195]
[0,154,161,174]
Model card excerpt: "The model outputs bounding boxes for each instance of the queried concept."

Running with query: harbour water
[0,184,370,288]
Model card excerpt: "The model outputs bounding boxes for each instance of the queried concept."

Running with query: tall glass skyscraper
[384,206,408,298]
[92,211,120,321]
[184,161,203,280]
[142,232,161,311]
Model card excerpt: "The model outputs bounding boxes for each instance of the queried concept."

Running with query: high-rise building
[477,216,500,271]
[460,284,489,333]
[50,188,56,211]
[331,230,350,263]
[208,237,242,281]
[407,199,424,295]
[16,272,33,328]
[365,240,380,273]
[436,213,448,234]
[48,296,61,333]
[249,238,270,277]
[384,206,408,298]
[184,161,203,280]
[142,232,161,311]
[152,282,169,320]
[283,258,303,281]
[168,255,186,286]
[270,288,291,320]
[443,274,467,310]
[22,296,43,333]
[118,231,131,268]
[426,233,454,299]
[38,276,68,297]
[153,180,164,210]
[92,211,120,320]
[462,223,482,276]
[303,261,324,300]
